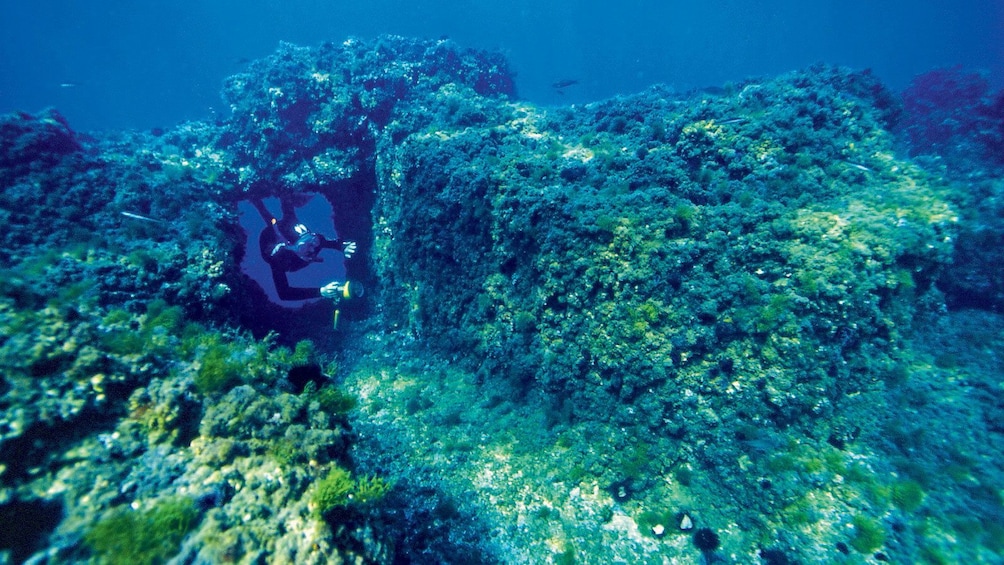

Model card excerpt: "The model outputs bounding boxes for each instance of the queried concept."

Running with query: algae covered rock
[0,107,81,174]
[361,63,969,563]
[374,65,955,429]
[221,36,515,195]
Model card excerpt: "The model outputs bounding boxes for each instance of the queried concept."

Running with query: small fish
[121,211,164,224]
[551,78,579,90]
[717,117,748,125]
[59,83,77,88]
[846,162,873,173]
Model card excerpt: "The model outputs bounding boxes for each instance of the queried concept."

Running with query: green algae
[849,514,886,554]
[101,299,184,357]
[312,466,355,514]
[891,479,926,512]
[193,340,244,395]
[312,465,391,517]
[314,384,358,415]
[84,497,199,565]
[635,509,676,538]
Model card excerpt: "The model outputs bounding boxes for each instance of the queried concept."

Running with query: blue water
[237,195,347,306]
[2,0,1001,131]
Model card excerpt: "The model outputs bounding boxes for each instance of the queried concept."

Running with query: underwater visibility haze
[1,2,1004,564]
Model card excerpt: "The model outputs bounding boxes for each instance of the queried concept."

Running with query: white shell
[680,514,694,530]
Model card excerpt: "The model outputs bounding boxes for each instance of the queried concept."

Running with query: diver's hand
[342,241,357,259]
[320,282,343,299]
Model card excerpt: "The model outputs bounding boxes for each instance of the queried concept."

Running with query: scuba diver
[252,197,362,317]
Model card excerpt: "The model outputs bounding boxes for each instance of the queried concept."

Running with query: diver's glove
[342,241,357,259]
[320,281,343,299]
[321,280,364,301]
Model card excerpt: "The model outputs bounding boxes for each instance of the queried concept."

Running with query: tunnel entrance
[238,193,346,307]
[233,172,377,343]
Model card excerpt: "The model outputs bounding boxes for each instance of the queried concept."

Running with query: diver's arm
[320,237,357,258]
[319,236,343,250]
[269,263,322,301]
[271,250,321,303]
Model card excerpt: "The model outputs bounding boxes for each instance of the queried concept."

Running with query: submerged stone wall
[373,65,955,435]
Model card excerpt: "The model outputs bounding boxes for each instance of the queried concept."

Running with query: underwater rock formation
[896,67,1004,313]
[221,37,515,195]
[375,64,955,430]
[2,35,1003,564]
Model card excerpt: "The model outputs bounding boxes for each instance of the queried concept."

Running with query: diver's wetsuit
[255,199,349,301]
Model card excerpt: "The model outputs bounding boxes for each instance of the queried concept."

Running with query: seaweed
[84,497,199,565]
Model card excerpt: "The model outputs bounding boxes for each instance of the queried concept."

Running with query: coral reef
[1,35,1002,564]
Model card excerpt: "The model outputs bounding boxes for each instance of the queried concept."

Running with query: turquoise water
[2,1,1000,130]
